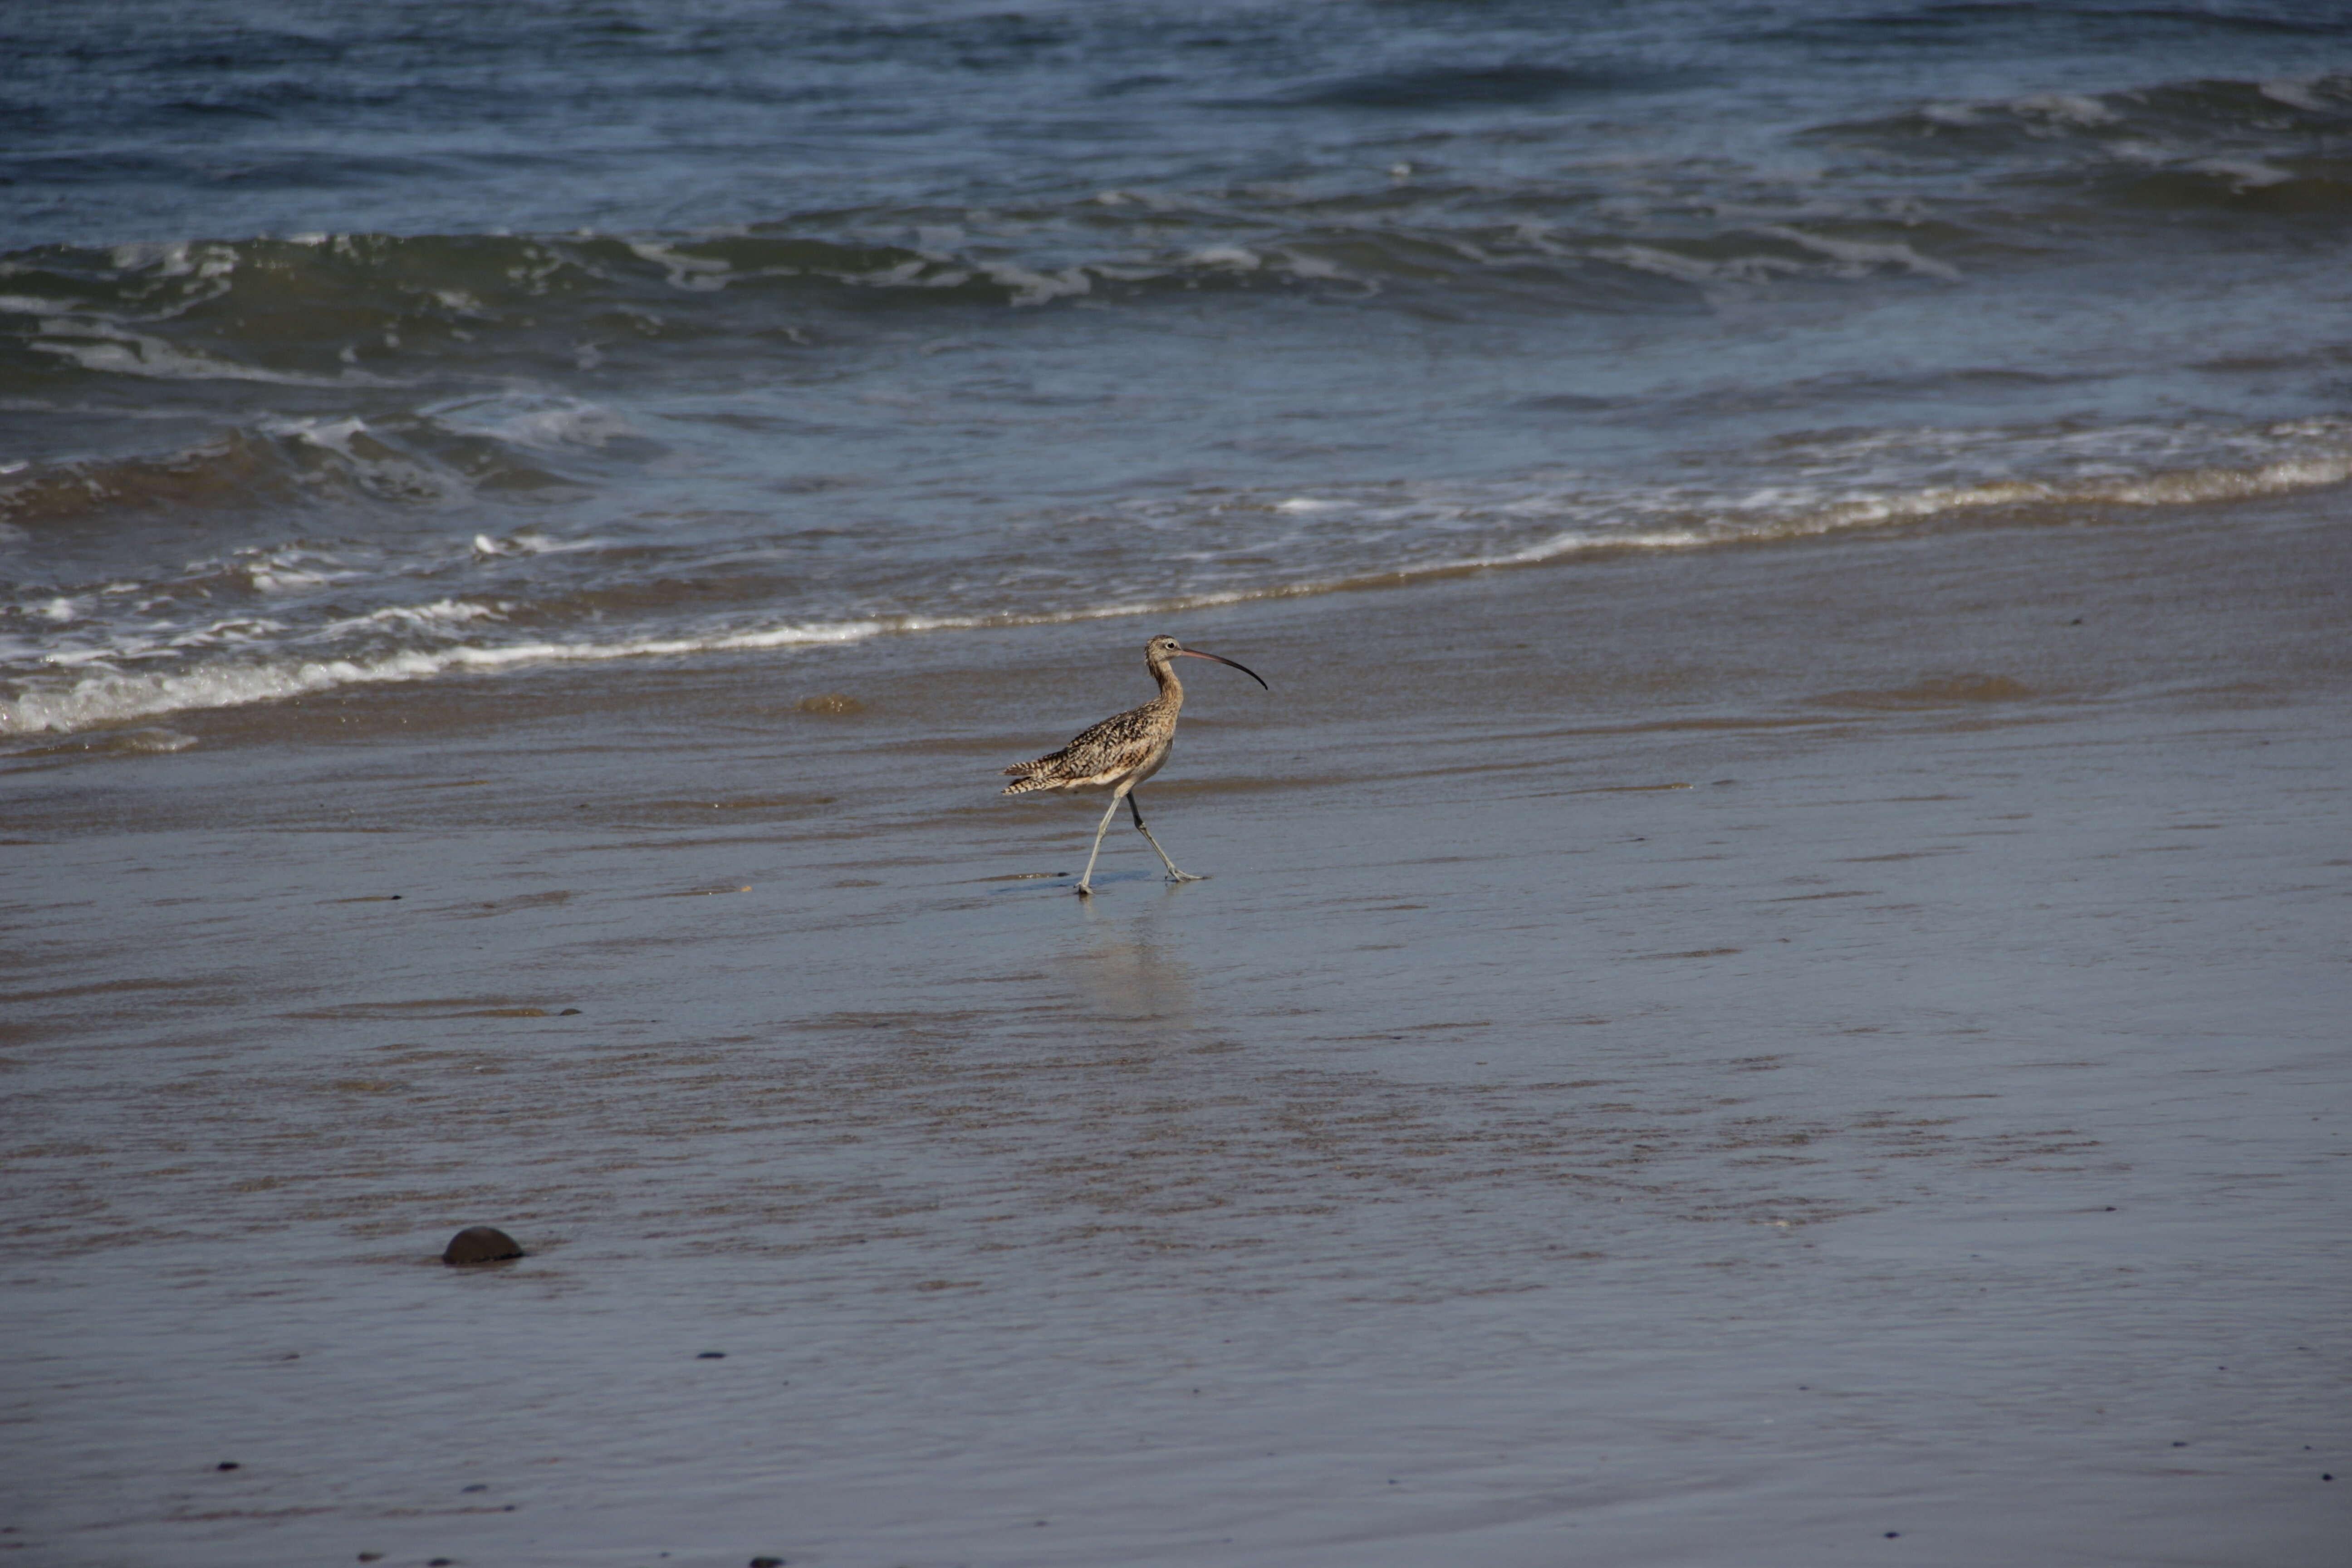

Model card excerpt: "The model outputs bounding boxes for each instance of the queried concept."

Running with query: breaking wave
[8,415,2345,740]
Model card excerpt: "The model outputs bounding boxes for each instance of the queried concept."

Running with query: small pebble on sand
[441,1225,525,1265]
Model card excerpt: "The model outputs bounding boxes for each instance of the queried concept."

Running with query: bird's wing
[1002,701,1163,783]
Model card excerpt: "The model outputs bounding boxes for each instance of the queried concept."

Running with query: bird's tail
[1000,763,1057,796]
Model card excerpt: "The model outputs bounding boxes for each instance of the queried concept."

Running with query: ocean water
[3,0,2349,741]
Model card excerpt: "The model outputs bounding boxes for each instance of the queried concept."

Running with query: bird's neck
[1147,657,1184,706]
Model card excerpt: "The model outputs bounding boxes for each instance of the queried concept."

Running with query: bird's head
[1147,634,1268,689]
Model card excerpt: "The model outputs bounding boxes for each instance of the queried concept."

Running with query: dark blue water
[4,1,2349,738]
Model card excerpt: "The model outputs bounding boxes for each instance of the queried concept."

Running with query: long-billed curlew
[1001,634,1268,896]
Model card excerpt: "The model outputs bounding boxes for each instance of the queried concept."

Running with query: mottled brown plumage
[1001,634,1267,895]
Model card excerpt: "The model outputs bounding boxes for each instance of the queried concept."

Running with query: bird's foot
[1164,870,1206,884]
[1072,882,1094,897]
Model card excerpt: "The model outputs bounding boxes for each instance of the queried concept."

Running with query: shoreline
[4,490,2348,1566]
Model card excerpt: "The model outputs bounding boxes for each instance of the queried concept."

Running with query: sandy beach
[5,487,2347,1566]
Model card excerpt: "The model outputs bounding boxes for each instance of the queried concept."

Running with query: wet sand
[4,493,2349,1566]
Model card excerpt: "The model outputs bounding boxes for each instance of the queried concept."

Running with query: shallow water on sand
[5,492,2348,1564]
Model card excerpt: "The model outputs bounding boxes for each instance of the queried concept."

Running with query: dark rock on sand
[441,1225,525,1265]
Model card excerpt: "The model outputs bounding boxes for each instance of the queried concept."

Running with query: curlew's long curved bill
[1176,647,1269,689]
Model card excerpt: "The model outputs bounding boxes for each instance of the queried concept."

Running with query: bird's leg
[1073,792,1124,896]
[1127,791,1204,884]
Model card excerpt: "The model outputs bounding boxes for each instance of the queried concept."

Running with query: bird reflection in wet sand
[1002,635,1269,896]
[1060,916,1198,1023]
